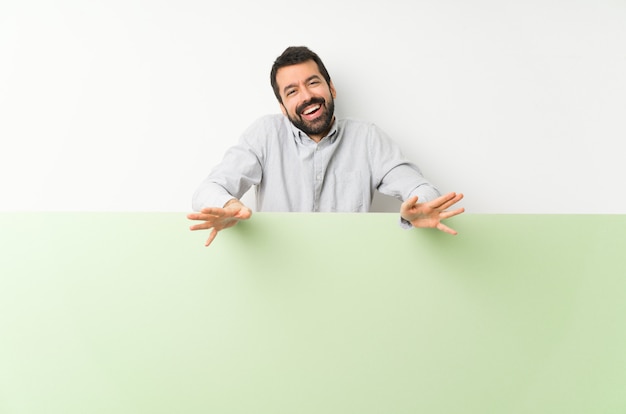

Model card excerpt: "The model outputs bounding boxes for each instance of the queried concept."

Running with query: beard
[287,96,335,138]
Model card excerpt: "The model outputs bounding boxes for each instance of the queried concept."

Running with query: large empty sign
[1,213,625,413]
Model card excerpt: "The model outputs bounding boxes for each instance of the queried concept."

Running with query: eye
[286,89,296,97]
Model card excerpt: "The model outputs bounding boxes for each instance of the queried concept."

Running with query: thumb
[402,195,419,208]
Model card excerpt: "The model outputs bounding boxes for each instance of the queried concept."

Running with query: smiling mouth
[301,104,322,117]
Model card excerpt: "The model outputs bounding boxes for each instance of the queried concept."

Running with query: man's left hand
[400,192,465,235]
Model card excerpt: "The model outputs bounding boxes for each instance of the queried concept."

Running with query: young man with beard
[188,46,464,247]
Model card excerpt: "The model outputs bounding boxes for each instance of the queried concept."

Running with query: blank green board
[1,213,625,413]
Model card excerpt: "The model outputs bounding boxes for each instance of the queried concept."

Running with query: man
[188,46,464,246]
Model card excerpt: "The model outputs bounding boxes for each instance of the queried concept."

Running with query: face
[275,60,337,142]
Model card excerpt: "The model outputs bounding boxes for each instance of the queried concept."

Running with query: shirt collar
[288,117,339,145]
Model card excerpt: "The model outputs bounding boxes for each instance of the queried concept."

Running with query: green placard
[1,213,625,413]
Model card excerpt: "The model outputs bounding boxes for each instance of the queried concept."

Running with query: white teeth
[303,105,321,115]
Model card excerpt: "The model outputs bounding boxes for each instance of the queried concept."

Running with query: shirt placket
[312,142,326,212]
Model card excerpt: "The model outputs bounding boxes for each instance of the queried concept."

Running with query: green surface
[1,213,625,414]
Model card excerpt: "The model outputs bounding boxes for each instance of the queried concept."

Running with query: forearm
[191,182,238,211]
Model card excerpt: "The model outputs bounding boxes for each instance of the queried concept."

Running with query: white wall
[1,0,625,213]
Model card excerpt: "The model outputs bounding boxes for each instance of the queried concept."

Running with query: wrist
[223,198,242,208]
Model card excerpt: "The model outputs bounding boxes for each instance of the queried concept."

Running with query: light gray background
[1,0,624,213]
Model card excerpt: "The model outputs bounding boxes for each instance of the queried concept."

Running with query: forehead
[275,60,323,89]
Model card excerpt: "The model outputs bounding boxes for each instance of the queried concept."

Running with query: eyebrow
[282,75,323,95]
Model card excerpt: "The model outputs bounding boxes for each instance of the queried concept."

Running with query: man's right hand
[187,199,252,247]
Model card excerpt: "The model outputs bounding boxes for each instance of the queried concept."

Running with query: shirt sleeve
[368,124,441,203]
[191,119,266,211]
[399,217,413,229]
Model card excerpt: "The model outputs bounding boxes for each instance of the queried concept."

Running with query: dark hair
[270,46,332,103]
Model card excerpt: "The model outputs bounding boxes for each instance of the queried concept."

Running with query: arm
[364,124,464,233]
[187,199,252,247]
[191,143,262,212]
[192,118,269,212]
[400,192,465,235]
[188,118,271,246]
[367,123,442,205]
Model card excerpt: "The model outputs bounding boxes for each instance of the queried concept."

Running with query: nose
[300,86,313,102]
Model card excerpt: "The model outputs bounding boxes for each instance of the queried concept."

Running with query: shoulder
[337,117,389,141]
[338,117,375,130]
[240,114,290,142]
[244,114,285,131]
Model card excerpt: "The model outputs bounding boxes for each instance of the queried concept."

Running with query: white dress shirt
[192,114,440,213]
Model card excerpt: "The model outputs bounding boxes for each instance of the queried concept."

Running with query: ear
[329,81,337,99]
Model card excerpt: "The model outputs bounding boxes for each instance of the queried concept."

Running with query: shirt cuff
[399,217,413,230]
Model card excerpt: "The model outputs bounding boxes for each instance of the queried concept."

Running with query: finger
[205,229,218,247]
[234,208,253,220]
[430,192,459,209]
[440,207,465,219]
[437,222,458,236]
[200,207,233,217]
[401,195,419,210]
[187,212,220,222]
[442,193,464,209]
[434,193,464,212]
[187,212,213,220]
[189,222,215,231]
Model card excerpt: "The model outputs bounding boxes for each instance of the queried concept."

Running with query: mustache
[296,97,326,115]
